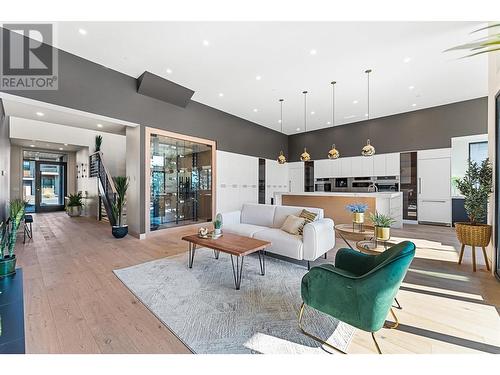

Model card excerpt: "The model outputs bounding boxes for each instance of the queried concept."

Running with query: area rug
[113,249,355,354]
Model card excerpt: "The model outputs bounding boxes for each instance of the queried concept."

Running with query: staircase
[89,151,117,226]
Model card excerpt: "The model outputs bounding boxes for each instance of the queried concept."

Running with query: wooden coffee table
[181,232,271,290]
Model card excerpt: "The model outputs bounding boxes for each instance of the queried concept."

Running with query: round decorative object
[375,226,390,241]
[300,147,311,162]
[361,139,375,156]
[277,150,287,164]
[198,227,209,238]
[353,212,365,224]
[455,223,492,247]
[328,144,339,159]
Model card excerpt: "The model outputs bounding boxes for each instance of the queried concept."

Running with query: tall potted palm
[455,159,493,263]
[0,199,26,277]
[111,176,129,238]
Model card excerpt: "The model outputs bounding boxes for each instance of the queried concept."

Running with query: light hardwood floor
[17,212,500,354]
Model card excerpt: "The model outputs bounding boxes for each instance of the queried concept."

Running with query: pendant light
[327,81,340,159]
[361,69,376,156]
[300,90,311,162]
[277,98,287,164]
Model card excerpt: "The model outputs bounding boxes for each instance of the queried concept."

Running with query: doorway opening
[22,150,67,213]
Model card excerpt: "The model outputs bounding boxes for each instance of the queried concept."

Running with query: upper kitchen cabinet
[386,153,401,176]
[340,157,352,177]
[314,159,330,179]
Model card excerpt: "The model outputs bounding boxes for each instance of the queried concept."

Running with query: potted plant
[66,192,83,217]
[369,211,396,241]
[213,213,223,236]
[346,203,369,224]
[454,159,493,253]
[0,199,26,277]
[95,135,103,152]
[111,176,129,239]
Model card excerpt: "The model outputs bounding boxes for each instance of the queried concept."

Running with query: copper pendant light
[327,81,340,159]
[277,99,287,164]
[300,91,311,162]
[361,69,375,156]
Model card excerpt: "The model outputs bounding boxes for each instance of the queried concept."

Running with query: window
[469,141,488,165]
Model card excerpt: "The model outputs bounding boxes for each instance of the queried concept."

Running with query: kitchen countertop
[274,191,402,199]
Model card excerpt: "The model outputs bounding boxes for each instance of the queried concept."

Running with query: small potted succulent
[213,213,223,237]
[0,199,26,277]
[369,211,396,241]
[111,176,129,239]
[66,192,83,217]
[346,203,369,224]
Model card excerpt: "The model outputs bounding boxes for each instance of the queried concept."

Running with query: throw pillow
[280,215,306,235]
[298,209,318,235]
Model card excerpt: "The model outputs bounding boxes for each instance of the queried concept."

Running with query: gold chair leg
[371,332,382,354]
[383,308,399,329]
[298,303,347,354]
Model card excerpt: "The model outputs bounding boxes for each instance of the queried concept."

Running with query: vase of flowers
[369,211,396,241]
[346,203,368,224]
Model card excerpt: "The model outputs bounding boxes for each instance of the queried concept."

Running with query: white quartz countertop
[274,191,402,199]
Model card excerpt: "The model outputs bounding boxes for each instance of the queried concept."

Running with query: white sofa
[221,203,335,262]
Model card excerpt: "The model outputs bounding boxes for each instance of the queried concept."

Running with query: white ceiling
[52,22,488,134]
[10,137,83,152]
[1,96,133,135]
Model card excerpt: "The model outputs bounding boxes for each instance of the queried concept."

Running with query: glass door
[35,161,67,212]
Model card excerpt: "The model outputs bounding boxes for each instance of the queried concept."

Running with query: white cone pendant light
[300,91,311,162]
[327,81,340,159]
[277,99,287,164]
[362,69,375,156]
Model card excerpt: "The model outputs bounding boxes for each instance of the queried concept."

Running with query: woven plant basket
[455,223,492,247]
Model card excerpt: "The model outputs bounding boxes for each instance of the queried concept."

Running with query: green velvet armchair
[299,240,416,354]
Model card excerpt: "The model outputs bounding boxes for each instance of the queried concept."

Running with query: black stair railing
[89,151,117,226]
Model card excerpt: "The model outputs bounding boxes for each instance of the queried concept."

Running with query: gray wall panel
[289,97,487,161]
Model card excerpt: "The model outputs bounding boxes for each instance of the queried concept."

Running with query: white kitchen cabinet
[330,159,340,177]
[386,153,400,176]
[350,156,363,176]
[361,156,374,176]
[314,159,329,179]
[340,158,352,177]
[417,148,452,224]
[288,162,304,193]
[373,154,386,176]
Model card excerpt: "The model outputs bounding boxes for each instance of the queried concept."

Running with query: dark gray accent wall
[0,100,10,220]
[0,28,288,161]
[137,71,194,107]
[289,97,487,161]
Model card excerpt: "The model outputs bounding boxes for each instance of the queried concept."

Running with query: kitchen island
[274,191,403,228]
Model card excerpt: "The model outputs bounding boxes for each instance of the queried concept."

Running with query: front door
[35,161,67,212]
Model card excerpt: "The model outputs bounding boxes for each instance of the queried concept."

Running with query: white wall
[9,117,127,177]
[125,126,141,236]
[216,150,259,213]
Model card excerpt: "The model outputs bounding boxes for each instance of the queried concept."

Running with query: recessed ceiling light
[309,49,317,55]
[365,113,369,117]
[97,123,103,128]
[78,28,87,36]
[296,127,301,131]
[253,108,258,112]
[30,144,35,147]
[202,40,210,47]
[166,68,173,74]
[64,143,68,146]
[58,147,63,151]
[36,111,44,117]
[255,75,262,81]
[278,119,282,123]
[310,111,315,115]
[352,100,358,104]
[403,57,411,63]
[408,85,415,90]
[327,121,331,125]
[411,103,417,107]
[218,93,224,97]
